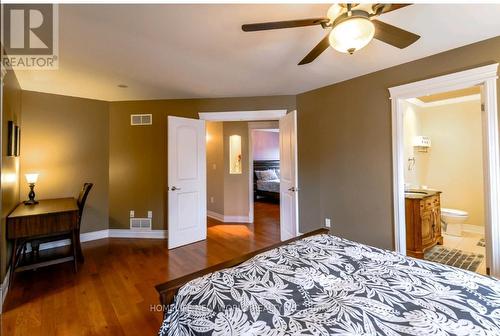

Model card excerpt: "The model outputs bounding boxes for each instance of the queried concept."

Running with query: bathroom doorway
[389,64,500,278]
[402,87,486,274]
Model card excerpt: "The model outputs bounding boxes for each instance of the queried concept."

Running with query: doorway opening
[167,110,299,250]
[250,122,281,238]
[402,87,486,274]
[205,121,280,239]
[389,64,499,278]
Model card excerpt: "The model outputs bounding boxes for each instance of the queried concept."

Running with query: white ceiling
[13,4,500,101]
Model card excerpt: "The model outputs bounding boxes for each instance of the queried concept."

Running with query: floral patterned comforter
[159,234,500,335]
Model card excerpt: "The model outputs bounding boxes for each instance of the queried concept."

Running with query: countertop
[404,189,441,200]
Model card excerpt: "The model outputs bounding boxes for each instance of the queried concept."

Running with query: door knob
[288,187,299,192]
[171,186,181,191]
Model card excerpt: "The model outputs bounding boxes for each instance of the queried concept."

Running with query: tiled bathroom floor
[441,231,486,275]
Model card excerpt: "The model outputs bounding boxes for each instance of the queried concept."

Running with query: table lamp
[24,173,39,205]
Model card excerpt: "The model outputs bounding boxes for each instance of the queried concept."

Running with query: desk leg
[71,230,78,273]
[8,239,18,289]
[75,229,84,263]
[31,240,40,261]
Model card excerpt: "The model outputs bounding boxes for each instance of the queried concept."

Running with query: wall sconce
[24,173,39,205]
[229,135,242,174]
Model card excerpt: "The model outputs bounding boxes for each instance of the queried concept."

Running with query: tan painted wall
[296,36,500,250]
[420,100,485,227]
[1,69,22,282]
[223,122,249,218]
[109,96,296,230]
[403,101,429,188]
[206,121,224,214]
[20,91,109,233]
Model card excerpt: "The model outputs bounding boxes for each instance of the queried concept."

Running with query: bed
[253,160,280,202]
[156,229,500,335]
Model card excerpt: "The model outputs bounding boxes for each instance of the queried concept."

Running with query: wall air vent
[130,114,152,126]
[130,218,152,231]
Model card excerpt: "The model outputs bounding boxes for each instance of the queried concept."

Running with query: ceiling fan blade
[242,18,329,32]
[377,4,412,14]
[372,20,420,49]
[298,33,330,65]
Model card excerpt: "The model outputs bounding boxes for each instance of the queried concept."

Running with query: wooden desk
[7,198,80,288]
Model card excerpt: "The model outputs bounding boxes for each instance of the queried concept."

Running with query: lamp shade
[329,17,375,54]
[25,173,39,184]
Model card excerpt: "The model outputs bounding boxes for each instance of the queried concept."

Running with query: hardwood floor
[2,201,280,336]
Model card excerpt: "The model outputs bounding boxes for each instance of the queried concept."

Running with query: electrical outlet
[147,211,153,218]
[130,210,135,218]
[325,218,331,228]
[210,196,214,203]
[212,163,217,170]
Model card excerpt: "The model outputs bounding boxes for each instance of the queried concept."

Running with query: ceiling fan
[242,4,420,65]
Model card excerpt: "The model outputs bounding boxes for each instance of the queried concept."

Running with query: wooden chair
[74,183,93,263]
[25,183,93,272]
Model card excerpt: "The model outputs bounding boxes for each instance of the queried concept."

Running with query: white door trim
[248,121,279,223]
[199,110,287,121]
[389,63,499,278]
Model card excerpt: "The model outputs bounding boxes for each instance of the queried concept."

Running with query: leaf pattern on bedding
[159,234,500,335]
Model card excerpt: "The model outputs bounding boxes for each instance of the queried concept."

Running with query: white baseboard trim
[29,229,167,252]
[82,229,110,242]
[225,216,251,223]
[207,210,225,222]
[462,224,484,234]
[28,229,110,252]
[207,211,251,223]
[109,229,167,239]
[0,268,11,313]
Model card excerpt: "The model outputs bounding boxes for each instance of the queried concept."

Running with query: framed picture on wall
[7,121,15,156]
[14,125,21,156]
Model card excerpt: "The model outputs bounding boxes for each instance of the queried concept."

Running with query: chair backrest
[77,183,93,219]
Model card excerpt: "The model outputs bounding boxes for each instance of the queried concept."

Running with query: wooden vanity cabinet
[405,193,443,259]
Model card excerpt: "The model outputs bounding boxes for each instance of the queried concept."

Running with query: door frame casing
[389,63,499,278]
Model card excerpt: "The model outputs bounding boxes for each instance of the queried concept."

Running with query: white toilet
[441,208,469,236]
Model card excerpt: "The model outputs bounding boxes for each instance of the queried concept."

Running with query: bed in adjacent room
[253,160,280,202]
[156,229,500,335]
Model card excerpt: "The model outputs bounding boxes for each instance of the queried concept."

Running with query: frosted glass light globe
[329,17,375,54]
[327,4,342,21]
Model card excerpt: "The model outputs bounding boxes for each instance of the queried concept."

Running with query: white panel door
[279,110,299,241]
[168,116,206,249]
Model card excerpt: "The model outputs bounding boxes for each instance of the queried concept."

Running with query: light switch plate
[210,196,214,204]
[130,210,135,218]
[325,218,331,228]
[147,211,153,218]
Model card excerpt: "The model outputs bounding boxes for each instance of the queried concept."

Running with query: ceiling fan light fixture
[328,16,375,54]
[326,4,342,22]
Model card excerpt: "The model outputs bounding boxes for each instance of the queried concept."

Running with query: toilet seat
[441,208,468,218]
